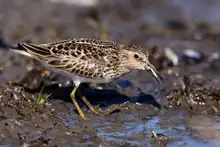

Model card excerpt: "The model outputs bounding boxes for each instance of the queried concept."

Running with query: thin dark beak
[145,63,163,84]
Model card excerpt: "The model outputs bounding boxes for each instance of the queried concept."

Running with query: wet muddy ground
[0,0,220,146]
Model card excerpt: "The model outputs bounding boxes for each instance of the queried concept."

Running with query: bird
[9,38,162,120]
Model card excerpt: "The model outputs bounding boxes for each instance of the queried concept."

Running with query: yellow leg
[81,97,124,116]
[70,86,87,120]
[80,96,105,117]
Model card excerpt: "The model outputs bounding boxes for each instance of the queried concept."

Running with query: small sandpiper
[9,38,162,120]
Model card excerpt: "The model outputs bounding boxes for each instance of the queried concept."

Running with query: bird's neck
[116,65,132,78]
[116,51,132,77]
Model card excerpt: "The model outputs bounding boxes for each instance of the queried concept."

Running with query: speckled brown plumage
[10,38,162,120]
[15,39,158,82]
[20,39,116,79]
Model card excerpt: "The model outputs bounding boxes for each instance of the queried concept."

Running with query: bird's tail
[0,38,33,58]
[9,43,33,58]
[9,48,33,57]
[9,42,51,59]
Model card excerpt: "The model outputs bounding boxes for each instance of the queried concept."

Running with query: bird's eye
[134,54,139,59]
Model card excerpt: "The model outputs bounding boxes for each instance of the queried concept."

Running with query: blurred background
[0,0,220,83]
[1,0,220,44]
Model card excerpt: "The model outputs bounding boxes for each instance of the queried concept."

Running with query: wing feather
[18,43,51,58]
[10,39,120,79]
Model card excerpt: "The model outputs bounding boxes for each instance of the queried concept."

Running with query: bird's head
[119,45,162,84]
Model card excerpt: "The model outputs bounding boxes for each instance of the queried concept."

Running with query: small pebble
[150,126,170,140]
[164,47,179,66]
[182,49,205,64]
[208,52,220,62]
[49,0,99,7]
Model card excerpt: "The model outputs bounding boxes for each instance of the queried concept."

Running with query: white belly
[46,65,111,85]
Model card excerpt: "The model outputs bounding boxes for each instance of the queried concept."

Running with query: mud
[0,0,220,146]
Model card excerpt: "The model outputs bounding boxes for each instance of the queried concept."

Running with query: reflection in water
[94,111,220,146]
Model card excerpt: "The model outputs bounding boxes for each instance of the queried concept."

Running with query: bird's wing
[17,39,119,79]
